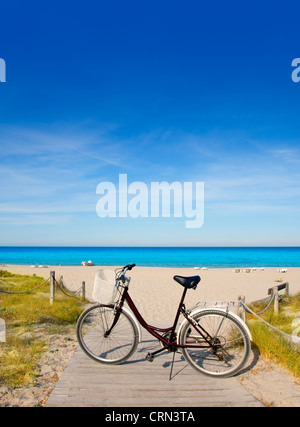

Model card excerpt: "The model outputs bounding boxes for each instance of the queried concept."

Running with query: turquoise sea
[0,247,299,268]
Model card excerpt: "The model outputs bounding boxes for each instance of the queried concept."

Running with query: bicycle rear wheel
[76,304,139,364]
[180,310,251,378]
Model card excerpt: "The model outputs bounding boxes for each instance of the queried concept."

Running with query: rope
[241,300,299,344]
[0,277,50,295]
[0,275,83,299]
[249,292,276,315]
[54,277,83,298]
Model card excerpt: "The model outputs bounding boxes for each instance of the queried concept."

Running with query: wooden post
[50,271,55,305]
[237,296,246,322]
[274,286,279,314]
[82,281,86,302]
[285,282,290,298]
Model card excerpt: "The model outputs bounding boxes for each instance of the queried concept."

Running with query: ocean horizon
[0,246,299,268]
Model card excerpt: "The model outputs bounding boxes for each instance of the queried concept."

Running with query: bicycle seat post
[169,287,188,343]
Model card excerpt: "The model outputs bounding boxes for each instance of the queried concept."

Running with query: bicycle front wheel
[76,304,139,364]
[180,310,251,378]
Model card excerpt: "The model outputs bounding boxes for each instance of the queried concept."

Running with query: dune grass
[0,270,85,388]
[247,292,300,378]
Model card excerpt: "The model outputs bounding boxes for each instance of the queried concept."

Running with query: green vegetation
[0,270,85,388]
[247,292,300,378]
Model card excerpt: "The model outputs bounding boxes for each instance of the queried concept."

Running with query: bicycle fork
[103,305,122,338]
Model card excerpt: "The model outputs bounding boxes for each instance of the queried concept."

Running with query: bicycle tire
[76,304,139,364]
[180,309,251,378]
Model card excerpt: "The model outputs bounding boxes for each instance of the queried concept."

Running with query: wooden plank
[46,332,264,408]
[268,282,288,295]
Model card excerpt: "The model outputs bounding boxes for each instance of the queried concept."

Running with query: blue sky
[0,0,300,246]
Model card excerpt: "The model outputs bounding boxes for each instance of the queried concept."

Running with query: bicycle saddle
[173,275,201,289]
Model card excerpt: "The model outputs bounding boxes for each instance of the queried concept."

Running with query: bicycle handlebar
[122,263,136,272]
[116,264,136,284]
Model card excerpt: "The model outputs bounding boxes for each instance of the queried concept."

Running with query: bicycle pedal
[146,352,154,362]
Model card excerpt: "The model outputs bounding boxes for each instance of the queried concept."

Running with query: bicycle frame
[110,279,214,350]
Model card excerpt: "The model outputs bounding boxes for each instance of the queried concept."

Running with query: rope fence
[53,275,85,303]
[240,300,297,342]
[0,271,86,304]
[239,282,300,346]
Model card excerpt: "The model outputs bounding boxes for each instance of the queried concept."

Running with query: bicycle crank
[159,332,177,352]
[146,348,165,362]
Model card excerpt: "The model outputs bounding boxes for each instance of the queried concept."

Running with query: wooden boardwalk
[46,331,263,407]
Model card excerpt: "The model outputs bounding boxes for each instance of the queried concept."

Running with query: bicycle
[76,264,252,378]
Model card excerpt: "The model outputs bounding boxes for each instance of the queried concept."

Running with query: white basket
[92,269,117,304]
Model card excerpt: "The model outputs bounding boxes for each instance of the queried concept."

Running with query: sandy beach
[3,264,300,323]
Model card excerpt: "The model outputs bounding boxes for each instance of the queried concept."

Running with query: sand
[3,264,300,323]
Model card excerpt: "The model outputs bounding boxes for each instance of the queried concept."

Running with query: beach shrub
[247,292,300,378]
[0,270,14,278]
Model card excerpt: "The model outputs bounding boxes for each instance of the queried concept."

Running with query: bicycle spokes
[180,310,251,377]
